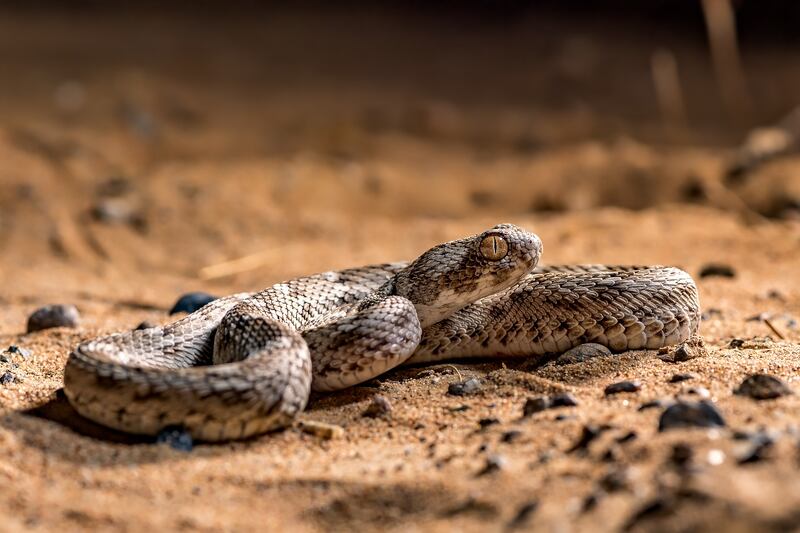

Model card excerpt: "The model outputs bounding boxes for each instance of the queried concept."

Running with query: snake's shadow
[23,388,154,445]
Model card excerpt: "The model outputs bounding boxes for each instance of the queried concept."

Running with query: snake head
[392,223,542,327]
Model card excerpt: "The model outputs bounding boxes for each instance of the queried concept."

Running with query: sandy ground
[1,6,800,533]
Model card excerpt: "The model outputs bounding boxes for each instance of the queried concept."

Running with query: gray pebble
[476,454,505,476]
[362,394,393,418]
[447,378,482,396]
[156,425,193,452]
[507,501,538,530]
[638,399,665,411]
[735,374,792,400]
[523,397,550,416]
[0,372,17,385]
[604,380,642,395]
[698,263,736,278]
[555,343,611,365]
[7,345,31,358]
[169,293,217,315]
[27,304,80,333]
[658,401,726,431]
[550,393,579,407]
[669,373,695,383]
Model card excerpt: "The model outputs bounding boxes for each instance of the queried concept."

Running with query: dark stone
[0,372,17,385]
[478,417,499,429]
[555,343,611,364]
[568,424,606,453]
[26,304,80,332]
[169,292,217,315]
[476,454,505,476]
[638,400,665,411]
[6,345,31,358]
[728,338,745,349]
[362,394,393,418]
[671,344,696,362]
[581,492,601,512]
[500,430,522,444]
[135,321,157,331]
[669,373,695,383]
[669,442,694,469]
[523,397,550,416]
[658,401,726,431]
[604,380,642,396]
[550,393,579,407]
[737,434,775,464]
[701,308,723,321]
[698,263,736,279]
[507,501,538,530]
[156,426,193,452]
[735,374,793,400]
[600,468,630,492]
[447,378,482,396]
[685,386,710,399]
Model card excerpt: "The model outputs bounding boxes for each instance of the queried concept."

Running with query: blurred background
[0,0,798,296]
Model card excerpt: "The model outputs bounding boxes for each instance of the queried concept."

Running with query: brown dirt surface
[1,6,800,533]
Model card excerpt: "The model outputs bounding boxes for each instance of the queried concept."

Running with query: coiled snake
[63,224,700,441]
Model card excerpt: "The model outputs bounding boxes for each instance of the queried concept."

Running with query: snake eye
[479,234,508,261]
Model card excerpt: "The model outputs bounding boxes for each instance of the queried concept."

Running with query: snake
[63,224,700,441]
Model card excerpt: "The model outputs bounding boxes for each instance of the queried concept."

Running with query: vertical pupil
[492,237,498,254]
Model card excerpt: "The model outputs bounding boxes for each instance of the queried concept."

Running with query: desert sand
[1,6,800,532]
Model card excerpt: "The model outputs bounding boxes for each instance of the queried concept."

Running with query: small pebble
[701,308,723,321]
[169,293,217,315]
[658,401,726,431]
[581,492,601,512]
[478,418,499,429]
[638,399,665,411]
[698,263,736,278]
[26,304,80,332]
[297,420,344,440]
[447,378,482,396]
[604,380,642,395]
[707,449,726,466]
[684,386,711,399]
[671,344,695,362]
[507,501,538,530]
[0,372,17,385]
[735,374,792,400]
[522,397,550,416]
[669,373,695,383]
[550,393,579,407]
[476,454,505,476]
[669,442,694,469]
[135,321,157,331]
[91,198,143,227]
[555,343,611,365]
[728,338,745,349]
[6,345,31,359]
[568,424,606,453]
[362,394,393,418]
[155,426,193,452]
[599,468,630,492]
[737,433,775,464]
[500,430,522,443]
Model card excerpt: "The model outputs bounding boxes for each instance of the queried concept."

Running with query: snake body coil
[64,225,700,441]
